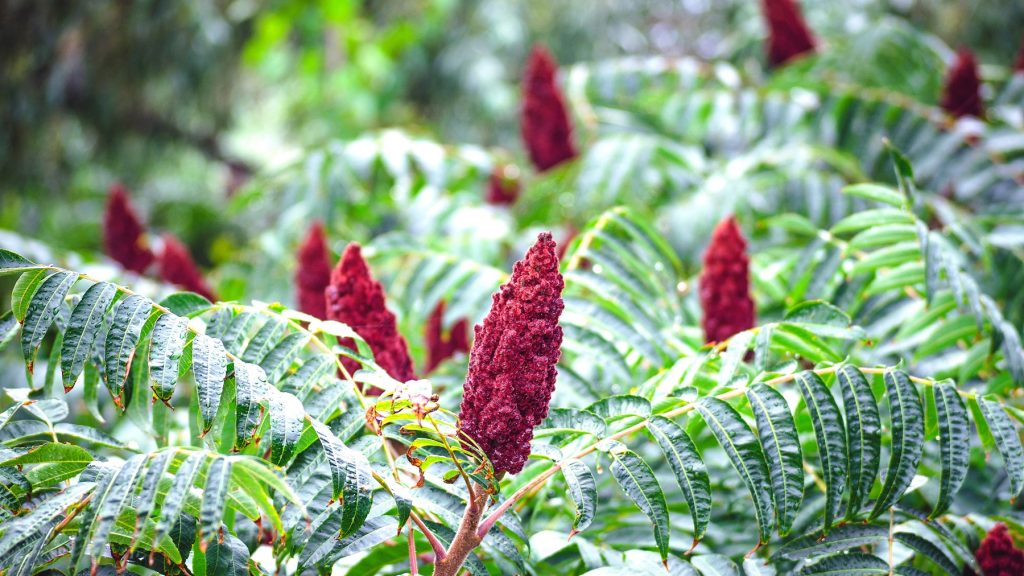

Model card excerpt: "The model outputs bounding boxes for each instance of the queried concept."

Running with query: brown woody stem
[433,485,489,576]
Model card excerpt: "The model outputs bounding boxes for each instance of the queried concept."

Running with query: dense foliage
[3,1,1024,575]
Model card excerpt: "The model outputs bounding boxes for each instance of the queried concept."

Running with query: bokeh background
[3,0,1023,258]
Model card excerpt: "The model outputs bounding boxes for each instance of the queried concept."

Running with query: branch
[434,484,488,576]
[408,524,419,576]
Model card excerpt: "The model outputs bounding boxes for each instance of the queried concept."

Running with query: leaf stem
[408,523,419,576]
[411,512,446,562]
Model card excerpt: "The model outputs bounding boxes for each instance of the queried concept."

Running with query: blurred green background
[2,0,1022,262]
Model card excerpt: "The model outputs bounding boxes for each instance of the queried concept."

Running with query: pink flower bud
[295,222,332,319]
[760,0,817,67]
[458,233,564,474]
[521,46,578,173]
[103,184,154,274]
[976,523,1024,575]
[485,167,520,206]
[700,217,756,344]
[325,243,416,384]
[158,234,215,302]
[941,49,985,119]
[424,301,469,372]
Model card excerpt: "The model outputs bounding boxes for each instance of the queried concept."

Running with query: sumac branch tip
[295,222,333,320]
[104,183,155,274]
[700,216,755,344]
[424,301,469,373]
[158,233,215,301]
[521,45,578,173]
[325,242,416,384]
[976,523,1024,575]
[941,48,985,119]
[760,0,817,67]
[458,232,564,474]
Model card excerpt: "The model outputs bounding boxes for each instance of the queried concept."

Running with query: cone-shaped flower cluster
[103,184,154,274]
[760,0,817,67]
[700,217,756,344]
[295,222,333,319]
[424,301,470,373]
[941,49,985,119]
[458,232,564,474]
[325,243,416,383]
[976,523,1024,576]
[485,167,520,206]
[158,234,216,301]
[521,46,577,172]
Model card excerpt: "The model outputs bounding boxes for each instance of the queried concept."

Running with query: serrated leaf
[200,457,231,543]
[102,294,152,406]
[978,396,1024,499]
[326,515,401,566]
[831,208,914,235]
[267,391,304,465]
[69,467,118,570]
[309,418,373,535]
[796,371,847,531]
[842,183,905,207]
[259,332,308,384]
[154,452,204,548]
[133,451,174,545]
[21,271,76,371]
[718,331,754,387]
[587,395,651,421]
[88,454,146,560]
[241,318,287,363]
[0,250,37,275]
[296,504,344,570]
[783,300,863,340]
[540,408,608,437]
[893,532,959,575]
[60,283,116,391]
[234,361,268,449]
[204,530,248,575]
[837,365,881,518]
[692,554,739,576]
[775,524,888,561]
[608,446,670,563]
[12,269,51,323]
[869,370,924,520]
[561,458,597,536]
[695,397,773,544]
[192,334,228,433]
[931,382,969,518]
[149,314,189,402]
[798,553,889,575]
[158,292,212,317]
[746,384,803,535]
[0,443,92,469]
[648,415,711,543]
[0,311,19,354]
[0,482,93,560]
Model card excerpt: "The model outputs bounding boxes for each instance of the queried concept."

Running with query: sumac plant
[4,165,1024,575]
[4,8,1024,576]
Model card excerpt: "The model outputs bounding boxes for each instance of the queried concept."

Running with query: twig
[408,523,419,576]
[411,511,446,562]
